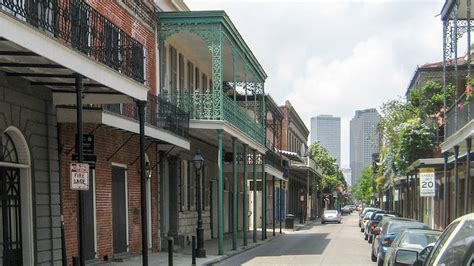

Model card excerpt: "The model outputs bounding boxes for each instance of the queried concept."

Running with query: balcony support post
[414,168,418,221]
[244,64,248,111]
[75,74,85,266]
[443,152,449,227]
[454,145,459,219]
[272,175,275,236]
[405,174,409,218]
[469,0,472,74]
[261,155,266,240]
[242,144,248,246]
[232,137,238,250]
[279,179,283,234]
[252,149,257,243]
[465,138,471,215]
[137,100,149,266]
[443,17,449,138]
[454,5,459,128]
[217,129,224,255]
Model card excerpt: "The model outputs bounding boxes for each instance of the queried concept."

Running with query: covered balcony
[440,0,474,154]
[0,0,148,101]
[158,11,267,153]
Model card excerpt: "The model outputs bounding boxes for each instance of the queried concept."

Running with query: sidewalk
[100,220,319,266]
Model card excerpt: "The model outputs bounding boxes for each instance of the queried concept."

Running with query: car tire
[364,233,368,240]
[368,235,373,244]
[371,250,377,262]
[321,221,325,224]
[360,227,364,232]
[338,221,341,224]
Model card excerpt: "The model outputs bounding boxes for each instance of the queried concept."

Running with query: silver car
[322,210,342,224]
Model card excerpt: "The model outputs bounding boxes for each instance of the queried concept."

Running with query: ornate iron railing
[104,93,189,138]
[445,93,473,138]
[0,0,145,83]
[161,89,265,145]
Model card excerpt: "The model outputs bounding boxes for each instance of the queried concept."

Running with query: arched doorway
[0,127,33,266]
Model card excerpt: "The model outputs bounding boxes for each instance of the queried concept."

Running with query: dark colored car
[399,213,474,266]
[371,217,429,266]
[365,212,397,243]
[383,228,441,266]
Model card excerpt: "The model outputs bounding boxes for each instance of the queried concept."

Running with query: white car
[394,213,474,266]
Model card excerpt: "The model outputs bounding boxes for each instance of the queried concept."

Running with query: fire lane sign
[70,163,90,190]
[419,168,435,197]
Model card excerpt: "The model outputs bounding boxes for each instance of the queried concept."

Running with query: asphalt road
[215,213,374,266]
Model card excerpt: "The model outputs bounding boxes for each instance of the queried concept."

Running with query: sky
[185,0,445,168]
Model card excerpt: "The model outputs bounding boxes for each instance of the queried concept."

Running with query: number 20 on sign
[70,163,89,190]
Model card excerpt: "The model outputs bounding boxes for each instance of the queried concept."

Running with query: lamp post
[193,150,206,258]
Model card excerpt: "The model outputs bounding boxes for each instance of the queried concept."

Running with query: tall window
[187,62,194,91]
[178,53,184,95]
[202,74,208,91]
[195,68,200,92]
[169,46,177,92]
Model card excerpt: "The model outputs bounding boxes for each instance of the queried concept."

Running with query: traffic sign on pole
[419,168,435,197]
[70,163,90,190]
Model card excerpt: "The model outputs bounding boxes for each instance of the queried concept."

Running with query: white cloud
[186,0,444,168]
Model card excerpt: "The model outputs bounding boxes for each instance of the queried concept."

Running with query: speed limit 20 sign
[419,168,435,197]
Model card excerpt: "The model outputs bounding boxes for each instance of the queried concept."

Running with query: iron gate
[0,167,22,265]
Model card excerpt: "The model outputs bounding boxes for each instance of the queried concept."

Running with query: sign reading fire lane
[70,163,89,190]
[419,168,435,197]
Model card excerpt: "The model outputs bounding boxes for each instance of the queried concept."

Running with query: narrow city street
[215,213,373,266]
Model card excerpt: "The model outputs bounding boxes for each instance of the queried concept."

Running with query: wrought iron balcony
[104,93,189,138]
[445,93,474,139]
[162,90,265,145]
[0,0,145,83]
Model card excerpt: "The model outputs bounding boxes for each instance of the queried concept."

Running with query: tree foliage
[308,142,347,193]
[377,80,447,176]
[352,166,373,205]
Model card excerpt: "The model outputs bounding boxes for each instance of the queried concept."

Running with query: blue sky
[186,0,445,168]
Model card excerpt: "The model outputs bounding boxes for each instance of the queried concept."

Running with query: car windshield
[387,222,428,234]
[436,219,474,265]
[399,231,442,249]
[364,212,374,218]
[374,214,394,221]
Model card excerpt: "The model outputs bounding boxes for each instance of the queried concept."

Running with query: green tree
[352,166,373,205]
[308,142,346,192]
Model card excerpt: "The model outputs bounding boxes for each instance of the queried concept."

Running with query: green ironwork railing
[161,89,264,144]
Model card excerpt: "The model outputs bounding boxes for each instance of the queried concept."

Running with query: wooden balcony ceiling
[0,39,134,104]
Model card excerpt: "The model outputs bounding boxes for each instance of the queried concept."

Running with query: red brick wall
[59,123,159,265]
[87,0,157,94]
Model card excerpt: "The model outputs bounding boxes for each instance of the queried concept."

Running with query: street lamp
[193,150,206,258]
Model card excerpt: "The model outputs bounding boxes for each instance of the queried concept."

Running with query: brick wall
[59,123,159,264]
[87,0,157,94]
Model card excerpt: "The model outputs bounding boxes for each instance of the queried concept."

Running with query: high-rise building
[350,109,380,185]
[310,115,341,165]
[341,168,352,187]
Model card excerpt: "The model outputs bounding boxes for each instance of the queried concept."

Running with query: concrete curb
[203,234,285,266]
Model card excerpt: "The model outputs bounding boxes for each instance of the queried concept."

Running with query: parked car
[321,209,342,224]
[359,207,381,227]
[371,217,429,266]
[383,228,442,266]
[348,204,357,212]
[361,211,375,233]
[399,213,474,266]
[365,212,397,243]
[341,206,352,214]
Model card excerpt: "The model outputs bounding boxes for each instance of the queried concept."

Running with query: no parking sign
[70,163,90,190]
